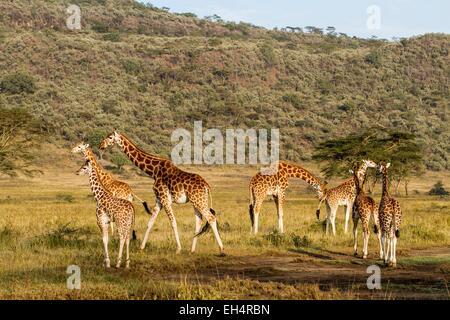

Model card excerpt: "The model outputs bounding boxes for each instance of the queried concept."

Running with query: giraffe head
[76,160,92,176]
[71,142,89,154]
[361,159,377,170]
[377,161,391,175]
[312,181,327,199]
[99,130,122,151]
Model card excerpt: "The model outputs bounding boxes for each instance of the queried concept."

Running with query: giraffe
[350,163,382,259]
[99,130,224,255]
[77,160,135,268]
[378,162,402,267]
[248,161,326,235]
[71,142,150,234]
[316,160,377,236]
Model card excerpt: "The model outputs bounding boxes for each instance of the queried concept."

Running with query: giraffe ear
[386,162,391,168]
[349,169,354,174]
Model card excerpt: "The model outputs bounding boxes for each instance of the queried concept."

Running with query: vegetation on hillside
[0,0,448,171]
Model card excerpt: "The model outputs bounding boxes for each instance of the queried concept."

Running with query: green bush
[110,153,129,171]
[259,41,277,67]
[92,22,110,33]
[103,32,121,42]
[429,181,449,196]
[0,72,36,94]
[282,92,302,109]
[122,59,141,75]
[365,50,382,67]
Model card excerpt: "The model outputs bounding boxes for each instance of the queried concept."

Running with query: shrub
[92,22,110,33]
[0,72,36,94]
[101,98,121,115]
[282,92,302,109]
[122,59,141,75]
[103,32,121,42]
[259,41,277,67]
[110,153,129,171]
[365,50,382,67]
[429,181,449,196]
[264,230,286,246]
[292,234,312,248]
[55,193,75,203]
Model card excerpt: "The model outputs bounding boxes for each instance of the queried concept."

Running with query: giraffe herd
[72,130,403,269]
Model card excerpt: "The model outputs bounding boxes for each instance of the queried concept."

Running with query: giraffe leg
[362,229,369,259]
[384,234,391,265]
[274,195,284,234]
[125,234,130,269]
[190,210,203,253]
[253,200,263,235]
[97,209,110,268]
[362,214,370,259]
[344,203,352,234]
[140,200,162,250]
[352,217,359,256]
[392,236,397,267]
[377,229,383,259]
[102,226,110,268]
[163,204,182,254]
[116,236,125,268]
[329,206,337,236]
[110,222,114,236]
[209,220,225,256]
[325,203,331,235]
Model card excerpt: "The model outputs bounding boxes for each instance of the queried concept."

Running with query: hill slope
[0,0,449,170]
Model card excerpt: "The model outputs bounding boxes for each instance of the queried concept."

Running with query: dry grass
[0,165,449,299]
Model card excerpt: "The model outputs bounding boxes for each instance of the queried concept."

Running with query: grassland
[0,163,449,300]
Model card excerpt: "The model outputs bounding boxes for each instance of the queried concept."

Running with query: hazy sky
[139,0,449,39]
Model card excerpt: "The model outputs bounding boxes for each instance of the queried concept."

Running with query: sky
[139,0,449,39]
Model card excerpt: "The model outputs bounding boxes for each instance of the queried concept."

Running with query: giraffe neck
[354,163,369,193]
[83,148,112,184]
[88,166,108,203]
[281,162,325,197]
[118,133,168,179]
[381,171,390,198]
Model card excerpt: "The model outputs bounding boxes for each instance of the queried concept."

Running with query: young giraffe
[72,142,150,234]
[99,130,224,255]
[249,161,326,234]
[77,160,135,268]
[317,160,377,236]
[351,163,382,259]
[378,162,402,267]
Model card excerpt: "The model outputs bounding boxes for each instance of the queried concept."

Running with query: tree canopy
[312,127,425,194]
[0,107,42,176]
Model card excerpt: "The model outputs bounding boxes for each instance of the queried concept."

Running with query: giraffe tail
[249,204,254,228]
[249,185,255,228]
[132,230,137,240]
[194,208,216,238]
[316,197,326,220]
[133,193,151,215]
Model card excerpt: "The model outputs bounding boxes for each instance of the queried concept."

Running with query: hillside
[0,0,449,170]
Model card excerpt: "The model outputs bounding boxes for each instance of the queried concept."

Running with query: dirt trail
[169,247,450,299]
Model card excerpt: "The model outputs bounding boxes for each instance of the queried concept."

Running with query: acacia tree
[312,128,424,195]
[0,107,42,176]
